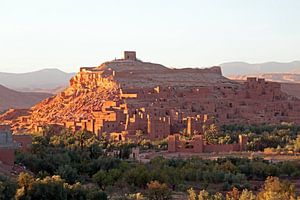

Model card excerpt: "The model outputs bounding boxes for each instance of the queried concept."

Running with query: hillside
[0,69,75,93]
[0,85,52,112]
[25,60,228,126]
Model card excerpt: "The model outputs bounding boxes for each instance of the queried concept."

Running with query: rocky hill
[1,53,232,132]
[29,69,120,124]
[2,52,300,134]
[27,60,227,124]
[0,85,52,112]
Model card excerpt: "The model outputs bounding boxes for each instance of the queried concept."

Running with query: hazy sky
[1,0,300,73]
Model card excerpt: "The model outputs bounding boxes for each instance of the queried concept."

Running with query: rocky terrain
[0,85,52,112]
[29,69,120,124]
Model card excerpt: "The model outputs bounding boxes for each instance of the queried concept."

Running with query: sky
[0,0,300,73]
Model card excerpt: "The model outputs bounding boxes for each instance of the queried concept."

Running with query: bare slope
[0,85,52,112]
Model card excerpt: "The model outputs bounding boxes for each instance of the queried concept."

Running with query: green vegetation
[187,177,298,200]
[221,123,300,152]
[1,124,298,199]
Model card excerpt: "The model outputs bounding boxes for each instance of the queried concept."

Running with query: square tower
[124,51,136,61]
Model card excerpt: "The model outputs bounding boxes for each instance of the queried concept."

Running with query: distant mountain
[220,61,300,76]
[0,69,75,93]
[0,85,52,112]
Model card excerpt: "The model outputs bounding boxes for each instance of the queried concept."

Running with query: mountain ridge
[0,68,76,93]
[221,61,300,76]
[0,84,52,112]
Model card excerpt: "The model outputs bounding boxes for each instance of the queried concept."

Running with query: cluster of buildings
[51,52,300,153]
[3,51,300,155]
[0,124,32,168]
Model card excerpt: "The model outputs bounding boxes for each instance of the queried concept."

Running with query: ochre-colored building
[168,134,248,153]
[0,125,32,167]
[0,125,17,166]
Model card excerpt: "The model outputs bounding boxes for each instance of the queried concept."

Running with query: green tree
[56,165,79,184]
[124,165,150,187]
[27,175,67,200]
[93,170,108,190]
[0,175,17,200]
[204,124,219,144]
[87,189,108,200]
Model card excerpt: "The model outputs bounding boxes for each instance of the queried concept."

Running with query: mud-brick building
[0,124,32,167]
[0,125,17,166]
[168,134,248,153]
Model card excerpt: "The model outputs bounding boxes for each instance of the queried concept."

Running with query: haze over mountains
[221,61,300,76]
[0,68,75,93]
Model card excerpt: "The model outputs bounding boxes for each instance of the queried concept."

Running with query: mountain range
[0,84,52,112]
[220,61,300,76]
[0,68,75,93]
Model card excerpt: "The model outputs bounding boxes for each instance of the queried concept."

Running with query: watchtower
[124,51,136,61]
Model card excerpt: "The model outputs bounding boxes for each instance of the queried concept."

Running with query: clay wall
[168,134,248,153]
[168,134,180,152]
[0,125,16,166]
[147,116,170,140]
[0,148,15,166]
[203,143,240,153]
[13,134,32,152]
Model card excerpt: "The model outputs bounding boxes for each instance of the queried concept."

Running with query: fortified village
[1,51,300,156]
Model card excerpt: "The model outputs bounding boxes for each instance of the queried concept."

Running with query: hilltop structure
[1,52,300,148]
